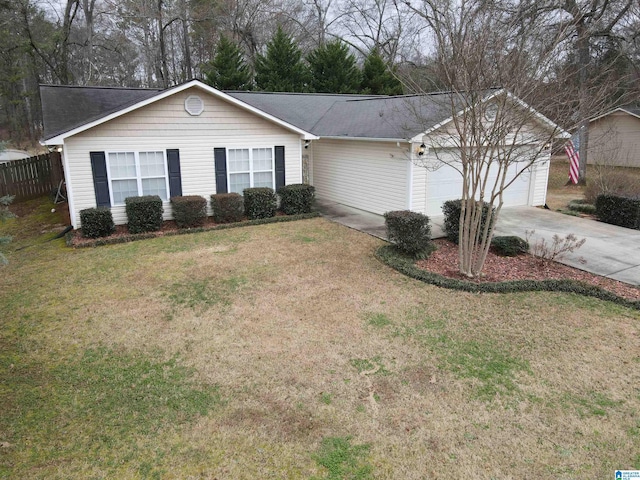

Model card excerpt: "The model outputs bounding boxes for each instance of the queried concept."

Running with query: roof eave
[318,135,409,143]
[589,106,640,124]
[410,89,570,141]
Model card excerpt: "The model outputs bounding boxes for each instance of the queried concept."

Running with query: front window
[228,148,274,194]
[107,151,168,205]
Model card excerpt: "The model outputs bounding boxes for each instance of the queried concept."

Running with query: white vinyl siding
[588,112,640,167]
[531,151,550,206]
[64,87,302,227]
[411,155,427,213]
[312,139,409,215]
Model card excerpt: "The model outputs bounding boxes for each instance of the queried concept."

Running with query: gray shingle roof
[227,91,457,139]
[225,91,381,133]
[310,95,454,139]
[40,85,162,140]
[39,80,471,141]
[619,104,640,117]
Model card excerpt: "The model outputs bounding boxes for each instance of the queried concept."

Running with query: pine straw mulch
[416,239,640,301]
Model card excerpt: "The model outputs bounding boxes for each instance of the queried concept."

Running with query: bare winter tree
[509,0,638,184]
[339,0,424,62]
[401,0,572,277]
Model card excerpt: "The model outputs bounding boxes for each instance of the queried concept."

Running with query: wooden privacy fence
[0,152,64,201]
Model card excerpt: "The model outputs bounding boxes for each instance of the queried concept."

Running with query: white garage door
[425,148,532,216]
[312,139,409,215]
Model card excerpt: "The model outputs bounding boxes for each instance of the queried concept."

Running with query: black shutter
[166,149,182,197]
[275,145,285,190]
[90,151,110,207]
[214,148,228,194]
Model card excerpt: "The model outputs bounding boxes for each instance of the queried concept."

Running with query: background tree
[361,48,402,94]
[204,35,252,90]
[509,0,637,185]
[254,26,308,92]
[307,39,360,93]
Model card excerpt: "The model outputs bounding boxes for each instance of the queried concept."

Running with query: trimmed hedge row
[80,208,115,238]
[88,184,315,235]
[595,193,640,229]
[375,245,640,311]
[68,212,322,248]
[125,195,164,234]
[171,195,207,228]
[384,210,433,259]
[442,199,495,244]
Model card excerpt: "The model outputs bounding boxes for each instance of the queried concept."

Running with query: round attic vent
[185,95,204,116]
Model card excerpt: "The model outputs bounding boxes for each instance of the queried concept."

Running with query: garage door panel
[426,148,533,216]
[313,140,408,215]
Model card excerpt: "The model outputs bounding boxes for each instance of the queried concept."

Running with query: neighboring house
[40,79,566,229]
[0,149,30,164]
[588,105,640,167]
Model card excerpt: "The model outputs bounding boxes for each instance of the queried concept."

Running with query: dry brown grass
[2,203,640,479]
[547,156,640,210]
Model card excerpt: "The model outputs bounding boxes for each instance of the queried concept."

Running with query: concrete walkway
[317,199,640,286]
[316,199,445,240]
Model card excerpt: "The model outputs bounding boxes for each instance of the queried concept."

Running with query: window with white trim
[227,147,274,194]
[107,151,169,205]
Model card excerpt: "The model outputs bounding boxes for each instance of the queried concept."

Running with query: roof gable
[590,104,640,123]
[41,80,317,143]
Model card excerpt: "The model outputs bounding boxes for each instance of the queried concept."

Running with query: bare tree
[402,0,570,277]
[508,0,637,184]
[338,0,424,62]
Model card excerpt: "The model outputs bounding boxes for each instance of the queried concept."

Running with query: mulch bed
[416,239,640,301]
[66,211,310,248]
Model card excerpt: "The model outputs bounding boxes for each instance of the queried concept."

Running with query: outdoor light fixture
[304,140,310,149]
[417,143,426,156]
[56,146,63,153]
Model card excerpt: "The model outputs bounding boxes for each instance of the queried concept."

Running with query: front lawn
[1,198,639,479]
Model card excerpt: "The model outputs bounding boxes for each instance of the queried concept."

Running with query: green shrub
[278,183,315,214]
[491,236,529,257]
[125,195,164,234]
[595,194,640,229]
[442,199,495,244]
[243,187,277,220]
[80,207,115,238]
[567,199,596,215]
[384,210,433,259]
[170,195,207,228]
[210,193,244,223]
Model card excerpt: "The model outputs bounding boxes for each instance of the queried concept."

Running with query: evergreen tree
[204,35,252,90]
[307,40,361,94]
[254,27,308,92]
[361,49,403,95]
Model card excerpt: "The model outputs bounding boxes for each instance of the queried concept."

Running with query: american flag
[565,131,580,184]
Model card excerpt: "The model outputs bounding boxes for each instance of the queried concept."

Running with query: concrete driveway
[317,199,640,286]
[494,206,640,286]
